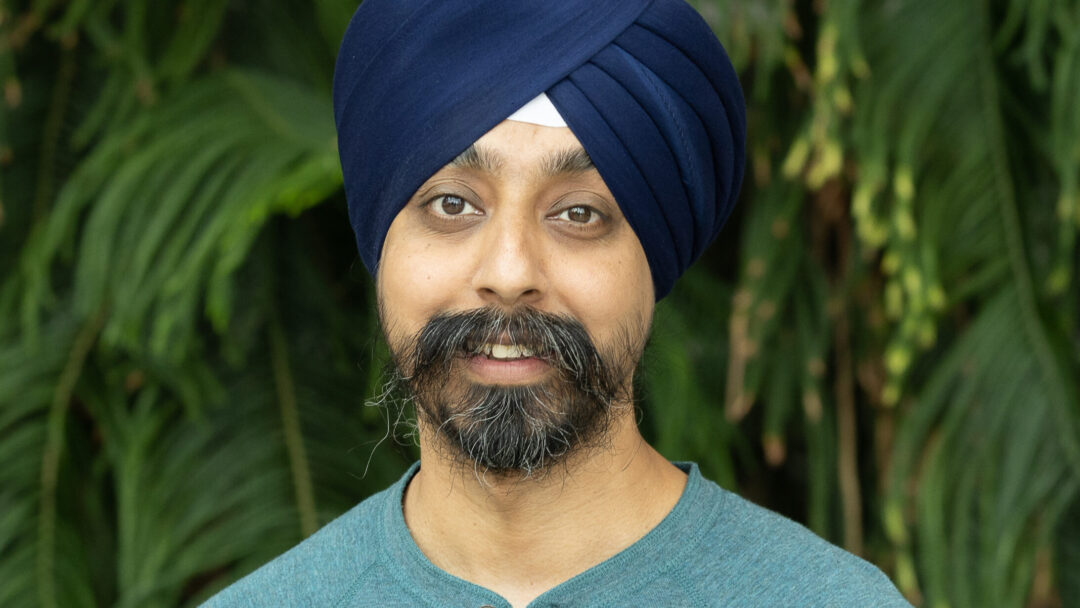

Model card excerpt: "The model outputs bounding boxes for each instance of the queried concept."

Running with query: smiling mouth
[480,343,536,359]
[463,338,545,361]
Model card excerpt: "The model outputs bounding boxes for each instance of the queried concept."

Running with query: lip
[486,332,516,346]
[464,333,533,350]
[462,353,552,384]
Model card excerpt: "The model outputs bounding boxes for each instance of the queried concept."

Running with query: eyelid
[414,179,483,208]
[416,179,487,221]
[551,204,604,224]
[426,193,483,217]
[548,191,612,218]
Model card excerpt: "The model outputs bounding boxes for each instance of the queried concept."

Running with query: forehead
[437,120,598,182]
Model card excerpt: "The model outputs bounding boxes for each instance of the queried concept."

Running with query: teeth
[484,343,535,359]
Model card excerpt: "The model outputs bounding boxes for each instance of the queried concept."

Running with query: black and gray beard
[381,306,642,478]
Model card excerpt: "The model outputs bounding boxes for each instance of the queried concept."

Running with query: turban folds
[333,0,746,299]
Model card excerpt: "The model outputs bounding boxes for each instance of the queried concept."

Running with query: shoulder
[199,486,390,608]
[683,475,911,607]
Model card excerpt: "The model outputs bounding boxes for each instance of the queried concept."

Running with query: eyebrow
[448,144,504,173]
[447,144,596,177]
[541,146,596,176]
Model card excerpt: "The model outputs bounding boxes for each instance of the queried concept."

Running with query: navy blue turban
[333,0,746,299]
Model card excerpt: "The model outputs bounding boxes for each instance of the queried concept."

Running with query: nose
[473,214,546,307]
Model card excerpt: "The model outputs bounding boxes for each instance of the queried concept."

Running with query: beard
[380,306,645,478]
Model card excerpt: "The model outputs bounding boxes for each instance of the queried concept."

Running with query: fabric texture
[203,462,912,607]
[332,0,746,299]
[506,93,568,128]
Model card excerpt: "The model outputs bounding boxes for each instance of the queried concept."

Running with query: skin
[377,119,687,608]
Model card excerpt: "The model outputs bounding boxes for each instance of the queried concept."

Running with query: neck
[402,411,687,608]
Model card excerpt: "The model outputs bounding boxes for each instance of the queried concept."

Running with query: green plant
[1,0,1077,605]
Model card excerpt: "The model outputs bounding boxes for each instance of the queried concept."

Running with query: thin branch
[834,297,864,555]
[33,33,77,222]
[270,318,319,538]
[827,186,864,556]
[36,308,105,608]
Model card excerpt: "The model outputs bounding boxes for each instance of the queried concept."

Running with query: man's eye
[429,195,481,217]
[556,205,600,224]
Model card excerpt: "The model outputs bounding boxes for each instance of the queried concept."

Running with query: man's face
[377,120,654,476]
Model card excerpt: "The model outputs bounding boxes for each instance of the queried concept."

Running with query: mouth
[460,338,552,384]
[469,342,537,360]
[463,336,547,361]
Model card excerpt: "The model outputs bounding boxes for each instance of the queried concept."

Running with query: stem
[33,34,76,222]
[834,300,864,555]
[821,183,864,555]
[37,309,105,608]
[724,303,751,421]
[270,319,318,537]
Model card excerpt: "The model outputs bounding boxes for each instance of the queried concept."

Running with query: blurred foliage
[1,0,1078,606]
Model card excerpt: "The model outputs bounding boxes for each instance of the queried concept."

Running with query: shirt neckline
[376,460,720,607]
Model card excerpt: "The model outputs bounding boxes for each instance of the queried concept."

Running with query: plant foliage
[1,0,1078,605]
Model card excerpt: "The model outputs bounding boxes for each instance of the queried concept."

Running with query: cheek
[377,218,471,337]
[553,237,654,343]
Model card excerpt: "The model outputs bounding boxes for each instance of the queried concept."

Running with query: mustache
[408,307,609,388]
[376,305,647,476]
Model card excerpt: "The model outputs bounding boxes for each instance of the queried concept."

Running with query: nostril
[472,231,547,304]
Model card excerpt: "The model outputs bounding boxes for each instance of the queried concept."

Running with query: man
[207,0,911,606]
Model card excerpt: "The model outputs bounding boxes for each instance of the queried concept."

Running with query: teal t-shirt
[203,462,911,607]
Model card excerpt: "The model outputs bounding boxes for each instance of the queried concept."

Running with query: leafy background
[1,0,1078,606]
